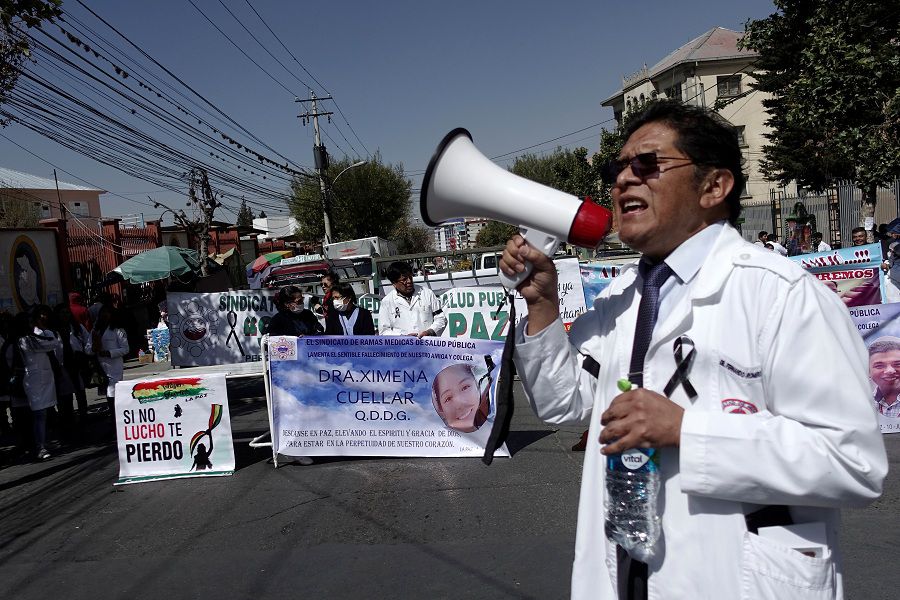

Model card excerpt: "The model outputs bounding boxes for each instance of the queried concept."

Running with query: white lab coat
[19,328,62,411]
[378,285,447,336]
[514,224,887,600]
[97,327,129,397]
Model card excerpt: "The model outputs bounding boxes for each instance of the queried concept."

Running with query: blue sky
[0,0,778,223]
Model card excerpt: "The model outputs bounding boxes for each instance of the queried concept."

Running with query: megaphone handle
[498,227,560,290]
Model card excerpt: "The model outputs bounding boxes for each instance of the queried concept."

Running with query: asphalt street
[0,361,898,600]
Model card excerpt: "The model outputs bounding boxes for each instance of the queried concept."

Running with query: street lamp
[323,160,367,244]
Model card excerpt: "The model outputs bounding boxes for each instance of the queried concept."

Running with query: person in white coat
[19,305,63,460]
[377,261,447,337]
[501,101,887,600]
[92,305,129,414]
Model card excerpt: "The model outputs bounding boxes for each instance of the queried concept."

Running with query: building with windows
[464,218,490,248]
[600,27,771,205]
[433,218,468,252]
[0,167,104,222]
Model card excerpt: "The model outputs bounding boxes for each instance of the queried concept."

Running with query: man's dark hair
[812,231,823,241]
[757,231,768,240]
[387,261,414,283]
[623,100,746,225]
[869,337,900,356]
[852,227,866,236]
[321,270,340,285]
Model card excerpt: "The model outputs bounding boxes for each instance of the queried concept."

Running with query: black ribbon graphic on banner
[483,292,515,465]
[663,335,697,402]
[225,309,245,355]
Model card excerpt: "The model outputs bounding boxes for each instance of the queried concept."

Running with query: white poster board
[167,290,278,367]
[114,374,235,484]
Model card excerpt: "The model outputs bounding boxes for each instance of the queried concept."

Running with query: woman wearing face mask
[267,286,324,337]
[324,283,375,336]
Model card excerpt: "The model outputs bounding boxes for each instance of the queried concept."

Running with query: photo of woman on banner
[431,356,495,433]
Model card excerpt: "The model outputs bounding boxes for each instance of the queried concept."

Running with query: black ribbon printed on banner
[482,292,515,465]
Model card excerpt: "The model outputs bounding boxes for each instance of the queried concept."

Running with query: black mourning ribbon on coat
[482,291,516,465]
[663,335,697,402]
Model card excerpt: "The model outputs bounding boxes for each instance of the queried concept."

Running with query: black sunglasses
[601,152,694,185]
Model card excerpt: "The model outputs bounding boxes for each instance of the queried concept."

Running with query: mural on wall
[0,231,63,313]
[10,235,46,312]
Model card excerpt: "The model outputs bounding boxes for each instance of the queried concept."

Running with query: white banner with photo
[167,290,278,367]
[114,374,235,484]
[267,335,509,458]
[850,302,900,434]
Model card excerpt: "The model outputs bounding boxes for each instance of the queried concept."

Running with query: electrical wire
[240,0,371,157]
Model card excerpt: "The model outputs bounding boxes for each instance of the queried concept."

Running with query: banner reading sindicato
[168,290,278,366]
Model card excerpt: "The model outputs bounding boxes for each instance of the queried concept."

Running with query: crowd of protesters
[0,292,130,462]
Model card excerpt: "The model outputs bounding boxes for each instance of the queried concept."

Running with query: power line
[72,0,306,172]
[240,0,371,157]
[185,0,297,98]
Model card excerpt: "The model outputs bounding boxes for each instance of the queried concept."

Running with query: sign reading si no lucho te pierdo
[114,373,235,484]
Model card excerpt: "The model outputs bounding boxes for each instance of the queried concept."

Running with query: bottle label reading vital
[607,448,659,473]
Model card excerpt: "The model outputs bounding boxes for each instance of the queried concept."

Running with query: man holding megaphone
[500,101,886,599]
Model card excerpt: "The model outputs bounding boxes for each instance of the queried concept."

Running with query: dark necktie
[628,261,673,388]
[620,259,672,600]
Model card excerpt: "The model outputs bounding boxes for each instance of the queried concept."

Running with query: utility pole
[296,91,334,245]
[150,167,219,277]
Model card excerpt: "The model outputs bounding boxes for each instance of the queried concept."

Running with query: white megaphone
[421,128,613,289]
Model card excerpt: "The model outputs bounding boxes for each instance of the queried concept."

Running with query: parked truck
[323,237,399,277]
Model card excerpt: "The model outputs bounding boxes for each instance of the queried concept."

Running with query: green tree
[1,0,61,126]
[290,153,411,242]
[740,1,900,232]
[235,196,253,228]
[475,220,517,246]
[0,186,39,226]
[393,219,434,254]
[479,146,609,247]
[509,146,607,207]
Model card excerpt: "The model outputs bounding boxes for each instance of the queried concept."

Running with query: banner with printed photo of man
[850,302,900,434]
[267,335,509,458]
[167,290,278,367]
[790,243,886,307]
[114,374,235,484]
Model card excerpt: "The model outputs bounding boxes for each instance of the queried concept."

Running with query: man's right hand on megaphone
[501,234,560,335]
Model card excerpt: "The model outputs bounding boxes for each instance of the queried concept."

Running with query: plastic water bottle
[604,379,661,561]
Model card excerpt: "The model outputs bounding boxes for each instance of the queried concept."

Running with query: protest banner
[266,335,509,459]
[114,374,235,484]
[789,243,886,307]
[580,263,624,307]
[361,256,585,335]
[850,302,900,434]
[167,290,278,367]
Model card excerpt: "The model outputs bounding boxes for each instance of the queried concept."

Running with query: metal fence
[739,180,900,248]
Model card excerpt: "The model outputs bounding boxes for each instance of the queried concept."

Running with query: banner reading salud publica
[114,374,235,484]
[268,335,509,458]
